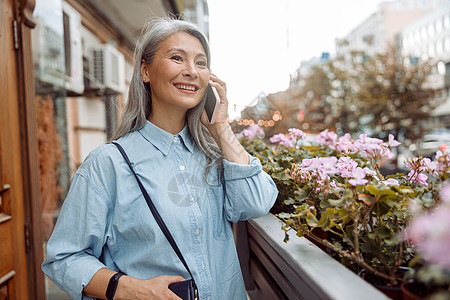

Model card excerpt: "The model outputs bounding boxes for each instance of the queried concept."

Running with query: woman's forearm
[83,268,184,299]
[209,123,249,165]
[83,268,117,298]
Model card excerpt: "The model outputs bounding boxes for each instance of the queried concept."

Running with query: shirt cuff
[223,154,262,181]
[62,256,106,299]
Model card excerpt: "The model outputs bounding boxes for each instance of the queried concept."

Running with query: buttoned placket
[169,135,213,297]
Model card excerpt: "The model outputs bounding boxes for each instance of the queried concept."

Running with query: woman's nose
[182,62,198,78]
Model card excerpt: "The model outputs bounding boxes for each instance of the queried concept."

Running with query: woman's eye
[196,61,207,67]
[171,55,182,61]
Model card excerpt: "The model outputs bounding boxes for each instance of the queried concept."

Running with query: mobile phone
[204,84,220,124]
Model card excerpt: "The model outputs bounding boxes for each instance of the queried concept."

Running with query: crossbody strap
[111,142,197,289]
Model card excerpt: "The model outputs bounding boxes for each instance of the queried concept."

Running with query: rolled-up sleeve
[223,154,278,222]
[42,172,111,299]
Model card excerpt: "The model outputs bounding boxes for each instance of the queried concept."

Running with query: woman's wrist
[208,121,231,140]
[114,275,133,299]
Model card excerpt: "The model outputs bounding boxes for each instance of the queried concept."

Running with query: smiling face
[141,31,210,120]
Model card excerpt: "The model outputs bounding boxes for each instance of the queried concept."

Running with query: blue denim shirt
[42,121,278,300]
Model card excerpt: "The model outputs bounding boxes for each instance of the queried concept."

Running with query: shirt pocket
[206,184,233,240]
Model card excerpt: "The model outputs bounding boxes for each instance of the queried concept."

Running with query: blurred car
[415,129,450,158]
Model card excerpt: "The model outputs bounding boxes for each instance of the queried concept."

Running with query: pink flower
[386,134,401,147]
[238,125,264,139]
[336,157,358,178]
[336,133,357,153]
[300,158,314,168]
[304,157,338,174]
[381,178,399,186]
[406,207,450,269]
[426,161,440,177]
[440,183,450,205]
[406,157,432,174]
[408,171,428,186]
[288,128,306,140]
[354,134,385,158]
[317,129,338,146]
[435,151,450,160]
[363,167,377,178]
[355,134,384,148]
[348,167,369,186]
[270,133,293,147]
[269,133,285,143]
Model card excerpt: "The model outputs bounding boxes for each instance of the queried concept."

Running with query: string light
[238,111,284,127]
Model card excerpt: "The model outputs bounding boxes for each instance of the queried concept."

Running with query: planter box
[235,213,390,300]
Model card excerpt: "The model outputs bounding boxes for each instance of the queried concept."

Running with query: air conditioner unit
[32,0,66,93]
[62,2,84,95]
[88,44,125,94]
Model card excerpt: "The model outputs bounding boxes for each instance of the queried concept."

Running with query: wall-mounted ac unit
[32,0,66,93]
[87,44,125,95]
[62,2,84,95]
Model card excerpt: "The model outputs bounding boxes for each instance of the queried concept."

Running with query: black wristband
[105,272,125,300]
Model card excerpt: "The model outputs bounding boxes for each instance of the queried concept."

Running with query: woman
[42,17,278,299]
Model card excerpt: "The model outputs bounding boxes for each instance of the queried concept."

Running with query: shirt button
[195,229,200,236]
[189,196,194,202]
[180,166,185,171]
[173,137,179,143]
[202,263,206,270]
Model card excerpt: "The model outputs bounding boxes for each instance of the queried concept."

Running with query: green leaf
[361,240,382,255]
[365,185,397,198]
[294,189,309,201]
[374,225,392,239]
[358,193,376,205]
[277,212,291,219]
[328,198,345,207]
[306,212,319,227]
[317,211,331,230]
[283,198,296,205]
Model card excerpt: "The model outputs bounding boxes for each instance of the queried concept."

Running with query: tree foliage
[300,46,440,143]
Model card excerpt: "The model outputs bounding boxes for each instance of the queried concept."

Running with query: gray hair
[111,17,223,180]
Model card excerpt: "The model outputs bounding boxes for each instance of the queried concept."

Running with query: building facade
[335,0,447,58]
[0,0,208,298]
[400,2,450,129]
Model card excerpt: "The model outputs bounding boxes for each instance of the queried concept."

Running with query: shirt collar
[139,121,195,155]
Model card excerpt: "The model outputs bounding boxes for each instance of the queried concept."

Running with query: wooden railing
[234,213,389,300]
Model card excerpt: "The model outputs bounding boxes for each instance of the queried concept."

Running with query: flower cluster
[269,127,307,147]
[405,157,431,186]
[240,126,450,293]
[272,130,401,189]
[237,124,264,140]
[405,183,450,270]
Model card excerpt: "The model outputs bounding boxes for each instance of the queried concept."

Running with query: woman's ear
[141,59,150,83]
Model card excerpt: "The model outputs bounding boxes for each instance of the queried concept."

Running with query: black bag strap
[111,142,197,290]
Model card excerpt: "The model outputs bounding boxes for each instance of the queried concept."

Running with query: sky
[207,0,389,118]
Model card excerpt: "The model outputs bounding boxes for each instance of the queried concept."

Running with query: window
[436,18,442,33]
[428,23,435,36]
[444,36,450,51]
[421,26,428,40]
[444,14,450,29]
[436,39,443,54]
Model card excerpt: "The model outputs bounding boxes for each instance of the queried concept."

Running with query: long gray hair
[111,17,223,179]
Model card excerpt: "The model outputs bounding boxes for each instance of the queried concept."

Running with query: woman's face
[142,31,210,115]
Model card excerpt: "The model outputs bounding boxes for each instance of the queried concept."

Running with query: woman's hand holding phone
[201,74,249,165]
[201,73,228,126]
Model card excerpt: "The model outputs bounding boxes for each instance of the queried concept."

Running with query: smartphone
[204,84,220,124]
